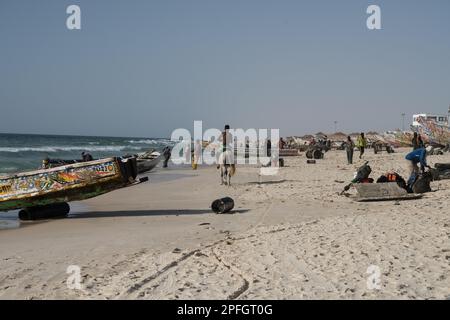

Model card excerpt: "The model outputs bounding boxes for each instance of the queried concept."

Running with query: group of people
[344,133,367,165]
[343,130,430,190]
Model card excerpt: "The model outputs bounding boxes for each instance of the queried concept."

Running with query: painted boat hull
[413,116,450,147]
[0,157,138,212]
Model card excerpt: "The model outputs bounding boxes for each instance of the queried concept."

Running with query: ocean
[0,133,174,175]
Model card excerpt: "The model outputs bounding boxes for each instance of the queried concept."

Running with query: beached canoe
[354,182,423,202]
[136,151,162,174]
[0,157,142,216]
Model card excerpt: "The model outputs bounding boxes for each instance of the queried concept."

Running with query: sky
[0,0,449,138]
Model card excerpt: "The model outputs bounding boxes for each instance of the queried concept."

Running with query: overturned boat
[0,157,145,220]
[136,150,162,174]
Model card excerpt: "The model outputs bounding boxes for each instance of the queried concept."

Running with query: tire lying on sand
[19,202,70,221]
[211,197,234,214]
[306,150,313,159]
[313,149,323,159]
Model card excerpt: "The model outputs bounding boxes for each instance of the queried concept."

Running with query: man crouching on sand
[405,147,430,186]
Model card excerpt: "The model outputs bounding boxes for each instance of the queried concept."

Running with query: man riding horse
[218,124,235,185]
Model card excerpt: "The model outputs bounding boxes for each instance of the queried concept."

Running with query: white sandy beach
[0,148,449,299]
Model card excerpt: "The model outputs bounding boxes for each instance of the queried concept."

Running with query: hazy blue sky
[1,0,449,138]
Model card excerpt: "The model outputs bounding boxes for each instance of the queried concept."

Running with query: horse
[217,149,235,186]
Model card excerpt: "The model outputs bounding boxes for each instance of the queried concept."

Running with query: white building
[412,114,448,127]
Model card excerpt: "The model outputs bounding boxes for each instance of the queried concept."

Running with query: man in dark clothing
[412,132,419,150]
[418,135,425,149]
[266,139,271,157]
[345,136,355,165]
[279,138,285,150]
[81,152,93,162]
[412,132,425,150]
[162,146,171,168]
[221,124,232,152]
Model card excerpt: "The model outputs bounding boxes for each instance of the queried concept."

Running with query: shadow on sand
[69,208,250,219]
[239,179,300,186]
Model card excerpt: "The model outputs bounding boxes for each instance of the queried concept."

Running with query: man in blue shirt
[405,148,430,188]
[405,148,428,171]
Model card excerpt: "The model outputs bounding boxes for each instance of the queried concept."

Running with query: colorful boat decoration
[0,157,144,219]
[412,116,450,147]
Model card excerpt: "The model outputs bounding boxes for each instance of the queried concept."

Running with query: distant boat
[413,116,450,147]
[136,150,162,174]
[0,157,145,220]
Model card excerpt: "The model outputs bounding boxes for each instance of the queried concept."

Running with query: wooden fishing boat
[136,150,162,174]
[414,116,450,147]
[0,157,145,220]
[354,183,423,202]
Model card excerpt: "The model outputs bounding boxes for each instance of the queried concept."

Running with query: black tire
[18,202,70,221]
[306,150,313,159]
[313,149,323,159]
[18,209,32,221]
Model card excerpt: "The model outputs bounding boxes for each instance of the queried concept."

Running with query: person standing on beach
[411,132,425,150]
[412,132,419,150]
[162,146,171,168]
[266,139,271,157]
[345,136,355,164]
[279,137,285,150]
[356,132,367,159]
[184,141,191,164]
[418,135,425,149]
[192,139,202,170]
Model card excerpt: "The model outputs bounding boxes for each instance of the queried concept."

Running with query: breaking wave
[0,145,143,153]
[128,139,160,144]
[129,139,175,146]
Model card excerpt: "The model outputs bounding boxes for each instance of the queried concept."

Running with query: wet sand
[0,148,449,299]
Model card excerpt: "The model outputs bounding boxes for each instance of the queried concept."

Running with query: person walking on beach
[345,136,355,165]
[279,137,286,150]
[162,146,171,168]
[357,132,367,159]
[192,139,202,170]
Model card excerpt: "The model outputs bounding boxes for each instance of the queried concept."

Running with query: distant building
[412,114,448,127]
